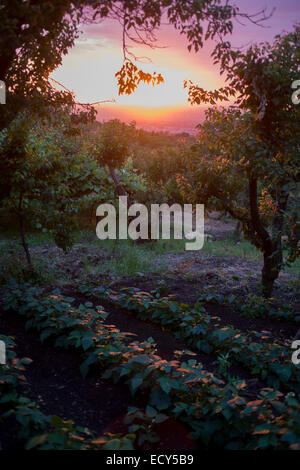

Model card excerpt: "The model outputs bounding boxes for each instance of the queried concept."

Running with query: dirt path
[2,274,298,449]
[0,308,201,449]
[0,312,136,435]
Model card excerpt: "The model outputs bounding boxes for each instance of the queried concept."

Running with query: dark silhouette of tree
[183,26,300,297]
[0,0,272,128]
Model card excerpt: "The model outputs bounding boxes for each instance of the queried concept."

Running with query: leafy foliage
[116,60,164,96]
[80,283,300,392]
[3,280,300,449]
[0,114,103,256]
[181,27,300,296]
[0,333,137,449]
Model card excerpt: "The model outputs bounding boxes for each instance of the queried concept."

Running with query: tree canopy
[0,0,271,128]
[181,26,300,296]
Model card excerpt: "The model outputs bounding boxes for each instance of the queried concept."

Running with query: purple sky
[52,0,299,131]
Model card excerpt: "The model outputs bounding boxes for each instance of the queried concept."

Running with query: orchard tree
[0,113,104,265]
[91,119,136,198]
[0,0,272,205]
[0,0,274,259]
[132,144,187,204]
[0,0,82,130]
[0,0,96,200]
[183,27,300,296]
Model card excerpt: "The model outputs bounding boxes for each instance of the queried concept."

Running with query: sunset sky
[51,0,299,131]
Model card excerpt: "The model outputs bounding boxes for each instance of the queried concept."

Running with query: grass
[202,238,300,275]
[202,239,261,260]
[0,229,298,284]
[82,240,170,278]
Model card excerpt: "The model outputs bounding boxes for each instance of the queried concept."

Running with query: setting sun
[50,2,298,131]
[50,21,224,129]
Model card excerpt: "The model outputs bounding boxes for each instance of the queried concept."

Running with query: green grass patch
[0,229,298,283]
[202,239,261,260]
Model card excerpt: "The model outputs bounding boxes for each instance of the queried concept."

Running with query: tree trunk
[261,244,282,297]
[233,220,241,241]
[248,176,288,298]
[107,163,127,197]
[249,176,273,296]
[18,195,32,268]
[106,163,153,243]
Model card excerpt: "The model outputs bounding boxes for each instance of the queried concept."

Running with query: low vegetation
[0,1,299,452]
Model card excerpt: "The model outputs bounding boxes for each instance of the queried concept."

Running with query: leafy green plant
[123,406,168,449]
[197,290,298,322]
[4,280,300,450]
[81,283,300,392]
[216,352,232,376]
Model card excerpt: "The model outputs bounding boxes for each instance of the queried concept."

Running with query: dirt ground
[22,214,298,304]
[0,214,299,449]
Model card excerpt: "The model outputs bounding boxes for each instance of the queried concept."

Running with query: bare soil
[1,215,299,449]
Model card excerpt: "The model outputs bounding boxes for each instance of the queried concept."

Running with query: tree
[0,0,82,129]
[0,0,272,203]
[0,0,271,128]
[0,0,275,259]
[0,113,104,265]
[91,119,136,198]
[132,143,187,204]
[182,27,300,296]
[0,0,98,202]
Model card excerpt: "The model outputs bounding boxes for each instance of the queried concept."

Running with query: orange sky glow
[51,0,299,132]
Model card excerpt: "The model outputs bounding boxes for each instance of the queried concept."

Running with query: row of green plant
[3,281,300,449]
[196,291,299,322]
[79,283,299,392]
[0,333,137,449]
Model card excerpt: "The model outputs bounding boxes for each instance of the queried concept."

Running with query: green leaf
[158,377,171,394]
[150,389,171,410]
[130,376,143,394]
[25,434,48,450]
